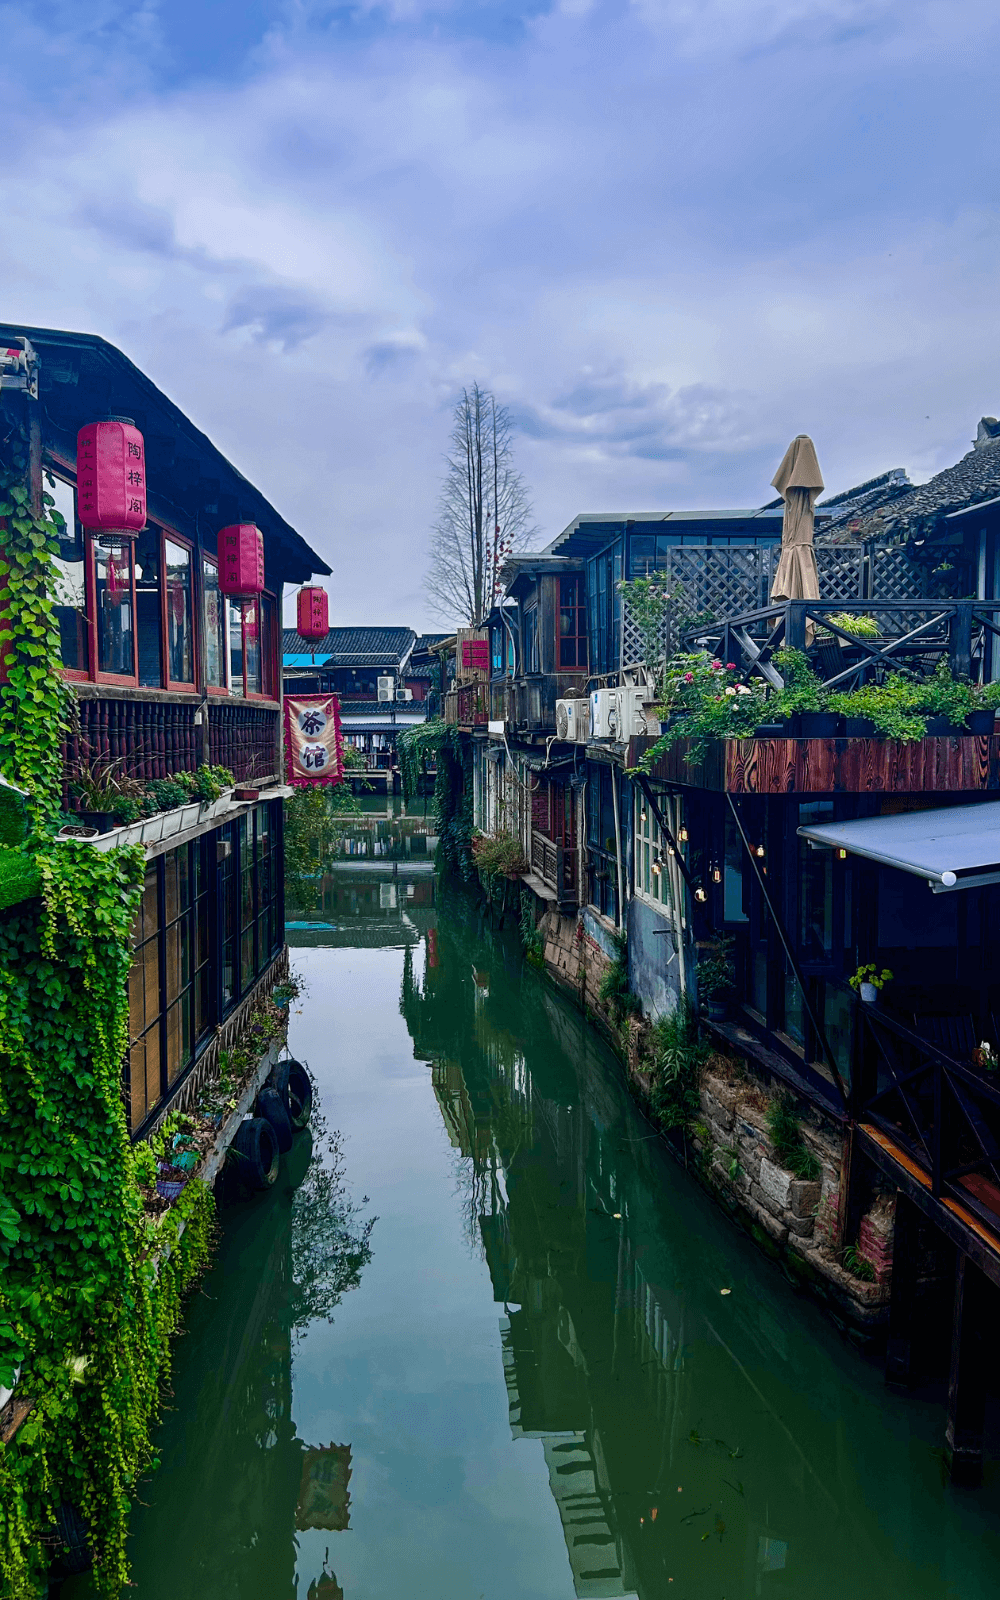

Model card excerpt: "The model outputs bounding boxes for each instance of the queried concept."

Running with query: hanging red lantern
[217,523,265,598]
[296,585,329,640]
[76,418,146,542]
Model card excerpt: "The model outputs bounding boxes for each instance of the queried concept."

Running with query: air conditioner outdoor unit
[555,698,590,742]
[377,674,394,703]
[590,688,619,740]
[617,686,657,739]
[395,688,413,702]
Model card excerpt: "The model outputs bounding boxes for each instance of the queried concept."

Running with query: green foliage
[598,929,640,1032]
[849,963,893,993]
[471,830,528,882]
[283,779,365,911]
[843,1243,877,1282]
[70,762,235,821]
[820,612,881,639]
[649,998,709,1130]
[697,935,735,1001]
[397,719,449,806]
[132,1145,158,1189]
[0,846,41,910]
[769,647,824,716]
[637,651,766,770]
[518,888,545,968]
[433,725,475,878]
[617,576,687,685]
[765,1091,821,1180]
[0,445,71,824]
[826,676,927,741]
[0,787,28,847]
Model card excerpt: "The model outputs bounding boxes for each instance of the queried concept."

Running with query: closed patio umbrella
[770,434,824,643]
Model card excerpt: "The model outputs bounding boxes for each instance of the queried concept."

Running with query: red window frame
[89,534,139,687]
[556,574,587,670]
[202,554,230,698]
[226,591,279,702]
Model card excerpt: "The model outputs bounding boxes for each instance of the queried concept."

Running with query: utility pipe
[611,766,624,930]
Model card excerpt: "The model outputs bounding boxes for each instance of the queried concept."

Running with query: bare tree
[425,383,536,626]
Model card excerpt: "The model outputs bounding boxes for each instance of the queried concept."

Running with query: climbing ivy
[0,425,216,1595]
[398,722,474,877]
[0,423,71,822]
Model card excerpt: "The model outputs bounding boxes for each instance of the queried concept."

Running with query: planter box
[968,710,996,735]
[844,716,877,736]
[178,803,201,831]
[140,814,167,845]
[159,808,186,839]
[199,788,234,821]
[799,712,841,737]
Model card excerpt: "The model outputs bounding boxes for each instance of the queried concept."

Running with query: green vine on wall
[0,418,217,1596]
[398,722,475,878]
[0,425,70,822]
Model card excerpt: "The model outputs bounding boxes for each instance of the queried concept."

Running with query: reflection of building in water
[432,1060,476,1157]
[296,1443,353,1531]
[287,863,436,951]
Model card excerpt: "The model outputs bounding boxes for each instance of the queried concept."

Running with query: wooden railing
[856,1005,1000,1239]
[66,690,279,790]
[530,830,577,901]
[688,599,1000,690]
[444,683,488,727]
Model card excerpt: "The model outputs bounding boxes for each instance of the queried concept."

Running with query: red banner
[284,693,344,787]
[461,639,489,671]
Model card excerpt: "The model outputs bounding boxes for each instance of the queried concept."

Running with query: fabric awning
[797,801,1000,893]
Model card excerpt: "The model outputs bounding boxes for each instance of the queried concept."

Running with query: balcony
[529,831,578,906]
[66,687,280,791]
[444,683,488,729]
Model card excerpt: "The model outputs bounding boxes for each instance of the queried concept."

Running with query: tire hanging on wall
[232,1116,279,1190]
[256,1085,293,1154]
[269,1058,313,1130]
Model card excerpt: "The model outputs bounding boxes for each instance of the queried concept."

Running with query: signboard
[284,693,344,787]
[461,639,489,671]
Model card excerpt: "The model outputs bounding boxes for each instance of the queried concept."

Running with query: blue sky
[2,0,999,625]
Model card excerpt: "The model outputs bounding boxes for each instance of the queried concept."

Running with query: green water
[121,842,1000,1599]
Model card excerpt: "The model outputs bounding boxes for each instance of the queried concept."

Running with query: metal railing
[688,599,1000,689]
[856,1005,1000,1237]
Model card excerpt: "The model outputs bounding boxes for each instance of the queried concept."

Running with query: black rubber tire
[286,1060,313,1129]
[268,1058,292,1111]
[232,1116,279,1190]
[256,1085,293,1154]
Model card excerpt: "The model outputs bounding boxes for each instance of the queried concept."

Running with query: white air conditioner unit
[395,688,413,702]
[556,697,590,742]
[377,674,395,703]
[590,688,618,740]
[617,686,657,739]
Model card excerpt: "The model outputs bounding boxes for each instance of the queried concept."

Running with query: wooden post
[949,600,974,682]
[945,1253,989,1486]
[27,401,42,518]
[886,1193,920,1388]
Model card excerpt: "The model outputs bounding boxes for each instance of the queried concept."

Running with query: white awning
[797,800,1000,893]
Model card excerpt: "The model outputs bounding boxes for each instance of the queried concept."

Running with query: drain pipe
[611,766,624,930]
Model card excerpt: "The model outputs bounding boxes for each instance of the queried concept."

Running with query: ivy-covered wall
[0,411,217,1595]
[398,722,474,878]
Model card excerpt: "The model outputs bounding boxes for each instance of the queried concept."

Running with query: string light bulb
[695,886,707,902]
[838,848,848,860]
[712,867,722,884]
[678,826,689,842]
[755,845,765,858]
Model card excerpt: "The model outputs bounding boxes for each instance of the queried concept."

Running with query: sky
[2,0,999,628]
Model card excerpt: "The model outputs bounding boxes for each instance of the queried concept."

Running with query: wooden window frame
[556,574,588,671]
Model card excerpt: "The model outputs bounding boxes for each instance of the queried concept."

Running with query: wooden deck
[630,733,1000,795]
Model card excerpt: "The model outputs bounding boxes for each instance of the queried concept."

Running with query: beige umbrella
[770,434,824,644]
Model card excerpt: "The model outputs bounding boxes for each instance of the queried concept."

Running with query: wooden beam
[858,1124,1000,1290]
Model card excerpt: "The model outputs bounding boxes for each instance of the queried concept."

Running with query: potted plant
[849,963,893,1004]
[770,648,839,736]
[827,678,927,741]
[697,935,735,1021]
[969,680,1000,736]
[640,653,765,767]
[915,660,978,734]
[822,611,882,645]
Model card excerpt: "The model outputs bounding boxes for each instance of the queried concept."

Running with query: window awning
[797,801,1000,893]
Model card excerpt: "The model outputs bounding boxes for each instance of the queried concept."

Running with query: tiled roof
[412,633,450,653]
[282,626,415,665]
[848,423,1000,542]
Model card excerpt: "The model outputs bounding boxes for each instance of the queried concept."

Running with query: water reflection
[400,885,1000,1600]
[122,1122,373,1600]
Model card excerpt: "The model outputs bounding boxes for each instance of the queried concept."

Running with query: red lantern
[297,586,329,640]
[217,523,264,598]
[76,419,146,538]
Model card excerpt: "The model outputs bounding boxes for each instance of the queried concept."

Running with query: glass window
[798,802,834,962]
[634,788,671,914]
[165,539,194,684]
[203,558,227,688]
[228,601,246,697]
[244,599,262,695]
[134,530,162,688]
[49,477,90,674]
[523,605,539,674]
[724,811,748,923]
[94,541,135,677]
[260,594,276,698]
[128,864,161,1130]
[558,575,587,669]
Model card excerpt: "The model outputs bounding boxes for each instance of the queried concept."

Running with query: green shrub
[471,830,528,879]
[769,648,825,716]
[765,1090,821,1180]
[598,928,641,1030]
[843,1243,877,1282]
[649,997,709,1130]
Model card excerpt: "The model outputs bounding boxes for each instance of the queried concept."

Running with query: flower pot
[113,819,146,848]
[924,716,954,736]
[859,981,878,1004]
[234,786,259,802]
[844,716,878,737]
[178,803,201,831]
[706,998,728,1022]
[753,722,786,738]
[799,711,841,737]
[74,810,116,834]
[968,709,996,736]
[140,814,166,845]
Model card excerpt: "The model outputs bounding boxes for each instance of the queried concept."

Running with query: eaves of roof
[0,322,329,581]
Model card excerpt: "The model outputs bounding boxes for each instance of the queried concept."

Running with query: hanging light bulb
[712,867,722,884]
[640,809,647,822]
[695,886,707,903]
[678,826,689,842]
[755,844,765,858]
[838,848,848,860]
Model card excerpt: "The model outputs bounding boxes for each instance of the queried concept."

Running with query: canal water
[120,803,1000,1598]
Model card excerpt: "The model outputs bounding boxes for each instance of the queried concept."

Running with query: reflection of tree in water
[125,1114,375,1600]
[291,1105,377,1331]
[284,772,366,913]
